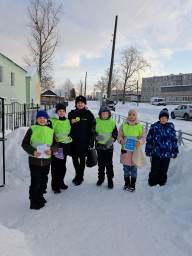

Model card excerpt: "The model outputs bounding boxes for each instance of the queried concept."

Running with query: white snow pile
[0,101,192,256]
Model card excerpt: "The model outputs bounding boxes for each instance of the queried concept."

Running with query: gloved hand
[145,152,151,157]
[172,154,177,159]
[106,138,115,148]
[96,134,105,141]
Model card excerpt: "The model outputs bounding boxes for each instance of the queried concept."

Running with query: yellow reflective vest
[122,123,143,148]
[30,125,54,158]
[96,117,116,145]
[50,118,72,144]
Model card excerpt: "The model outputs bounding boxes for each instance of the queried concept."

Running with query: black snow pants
[29,164,50,200]
[51,155,67,190]
[72,154,86,181]
[97,149,114,180]
[148,156,170,186]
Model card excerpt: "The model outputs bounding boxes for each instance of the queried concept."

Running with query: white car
[150,97,166,106]
[171,104,192,121]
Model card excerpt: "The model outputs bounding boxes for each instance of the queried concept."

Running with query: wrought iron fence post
[24,104,26,126]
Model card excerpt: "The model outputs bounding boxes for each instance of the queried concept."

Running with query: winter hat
[75,95,87,105]
[36,110,49,120]
[159,108,169,120]
[56,103,66,112]
[127,109,138,121]
[98,105,111,119]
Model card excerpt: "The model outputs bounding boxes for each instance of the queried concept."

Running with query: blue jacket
[145,121,179,158]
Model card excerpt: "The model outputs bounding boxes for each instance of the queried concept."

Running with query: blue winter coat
[145,121,179,158]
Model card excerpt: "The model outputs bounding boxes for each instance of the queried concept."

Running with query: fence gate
[0,97,5,187]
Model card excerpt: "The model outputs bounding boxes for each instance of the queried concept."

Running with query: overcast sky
[1,0,192,92]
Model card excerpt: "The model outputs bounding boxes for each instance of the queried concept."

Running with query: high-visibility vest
[122,123,143,148]
[50,118,72,144]
[96,117,116,145]
[30,125,54,158]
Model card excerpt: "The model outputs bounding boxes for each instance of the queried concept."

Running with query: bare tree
[25,0,63,89]
[120,47,150,103]
[94,68,120,97]
[60,79,73,99]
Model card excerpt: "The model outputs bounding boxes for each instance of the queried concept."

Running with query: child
[117,109,146,192]
[92,106,118,189]
[22,110,58,210]
[48,103,72,194]
[145,108,179,186]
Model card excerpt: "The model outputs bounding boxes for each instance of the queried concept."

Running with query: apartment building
[141,73,192,104]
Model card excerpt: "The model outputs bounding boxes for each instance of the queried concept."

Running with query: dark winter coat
[68,108,95,156]
[145,121,179,158]
[21,123,58,166]
[91,119,118,151]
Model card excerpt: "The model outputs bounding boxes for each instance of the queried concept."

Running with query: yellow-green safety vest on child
[122,123,143,148]
[30,125,54,158]
[96,117,116,144]
[50,118,72,144]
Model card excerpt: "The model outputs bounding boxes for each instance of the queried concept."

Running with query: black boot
[60,183,68,190]
[123,177,130,189]
[96,177,105,186]
[128,177,136,192]
[108,178,114,189]
[30,198,45,210]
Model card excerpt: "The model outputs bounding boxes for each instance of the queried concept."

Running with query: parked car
[108,100,116,111]
[171,104,192,121]
[150,97,166,106]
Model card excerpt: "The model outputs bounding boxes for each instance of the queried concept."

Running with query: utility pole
[137,80,139,106]
[84,71,87,97]
[107,15,118,99]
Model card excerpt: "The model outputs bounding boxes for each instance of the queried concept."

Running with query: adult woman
[68,96,95,186]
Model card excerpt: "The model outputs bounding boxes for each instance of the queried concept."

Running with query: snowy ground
[0,101,192,256]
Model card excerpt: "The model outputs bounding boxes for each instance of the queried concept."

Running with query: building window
[11,72,15,86]
[0,66,4,83]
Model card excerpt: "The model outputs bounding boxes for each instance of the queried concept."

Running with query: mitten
[106,138,115,148]
[172,154,177,159]
[96,134,105,141]
[145,152,151,157]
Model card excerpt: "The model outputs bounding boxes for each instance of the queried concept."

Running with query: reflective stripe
[56,133,68,137]
[31,142,50,147]
[99,132,112,136]
[60,138,72,142]
[124,136,140,140]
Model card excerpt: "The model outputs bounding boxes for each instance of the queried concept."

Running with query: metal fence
[0,97,5,187]
[111,113,192,146]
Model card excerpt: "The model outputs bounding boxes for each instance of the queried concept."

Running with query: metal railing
[111,113,192,146]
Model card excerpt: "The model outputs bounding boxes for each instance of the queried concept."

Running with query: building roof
[22,66,37,77]
[41,89,66,97]
[0,52,27,73]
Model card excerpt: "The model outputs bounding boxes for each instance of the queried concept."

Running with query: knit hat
[127,109,138,121]
[159,108,169,120]
[56,103,66,112]
[36,110,49,120]
[98,105,111,119]
[75,95,87,105]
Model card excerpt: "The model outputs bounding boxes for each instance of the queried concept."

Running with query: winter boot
[128,177,136,192]
[108,178,114,189]
[74,177,84,186]
[60,183,68,190]
[96,177,105,186]
[30,198,45,210]
[123,177,130,190]
[53,188,61,194]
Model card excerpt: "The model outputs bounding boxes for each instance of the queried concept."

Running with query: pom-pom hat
[159,108,169,120]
